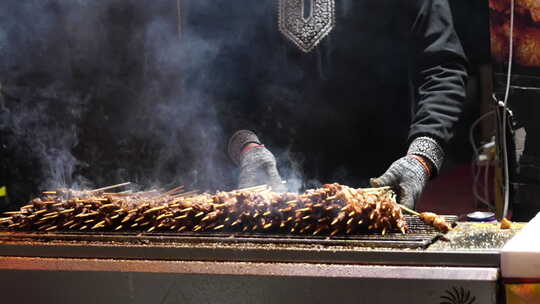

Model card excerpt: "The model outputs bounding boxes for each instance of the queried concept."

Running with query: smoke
[0,0,376,201]
[0,0,249,198]
[276,148,308,193]
[130,11,229,190]
[1,84,91,190]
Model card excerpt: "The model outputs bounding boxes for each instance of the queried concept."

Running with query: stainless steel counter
[0,222,517,304]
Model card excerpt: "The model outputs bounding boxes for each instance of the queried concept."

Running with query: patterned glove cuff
[407,136,444,175]
[228,130,262,166]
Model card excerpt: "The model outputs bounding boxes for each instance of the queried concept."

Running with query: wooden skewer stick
[237,184,269,192]
[63,220,75,227]
[397,204,420,216]
[361,186,392,192]
[99,204,118,210]
[313,227,325,235]
[45,225,58,231]
[8,222,21,228]
[176,190,200,197]
[143,206,167,215]
[75,212,99,218]
[92,220,106,229]
[156,213,173,221]
[90,182,131,193]
[103,192,132,196]
[34,210,48,215]
[121,215,133,223]
[3,211,24,215]
[163,186,185,196]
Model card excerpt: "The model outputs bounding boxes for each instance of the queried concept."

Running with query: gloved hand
[370,137,444,209]
[228,130,286,192]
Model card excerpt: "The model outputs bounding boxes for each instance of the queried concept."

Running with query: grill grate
[0,215,457,249]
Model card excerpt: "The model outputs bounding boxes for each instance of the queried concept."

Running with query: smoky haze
[0,0,249,203]
[0,0,448,205]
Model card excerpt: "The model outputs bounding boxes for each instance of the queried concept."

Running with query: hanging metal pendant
[278,0,335,53]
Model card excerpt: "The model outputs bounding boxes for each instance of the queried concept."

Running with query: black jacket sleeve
[409,0,469,146]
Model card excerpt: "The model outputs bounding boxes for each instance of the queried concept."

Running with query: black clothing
[182,0,468,186]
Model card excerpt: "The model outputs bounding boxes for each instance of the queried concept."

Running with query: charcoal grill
[0,215,456,249]
[0,217,508,304]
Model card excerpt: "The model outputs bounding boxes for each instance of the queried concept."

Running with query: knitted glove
[228,130,285,192]
[370,137,444,209]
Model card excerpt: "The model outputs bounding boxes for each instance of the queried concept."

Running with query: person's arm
[227,130,285,191]
[372,0,468,209]
[408,0,468,175]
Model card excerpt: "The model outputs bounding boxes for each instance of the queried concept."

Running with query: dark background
[0,0,491,209]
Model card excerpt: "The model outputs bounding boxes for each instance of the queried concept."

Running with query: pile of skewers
[0,183,451,235]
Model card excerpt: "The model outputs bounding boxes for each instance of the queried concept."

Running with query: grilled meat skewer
[397,204,452,233]
[1,184,408,236]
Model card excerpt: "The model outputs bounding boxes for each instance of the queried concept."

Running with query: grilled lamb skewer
[397,204,452,233]
[1,184,409,236]
[418,212,452,233]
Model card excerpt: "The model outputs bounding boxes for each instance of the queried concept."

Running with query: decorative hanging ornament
[278,0,335,53]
